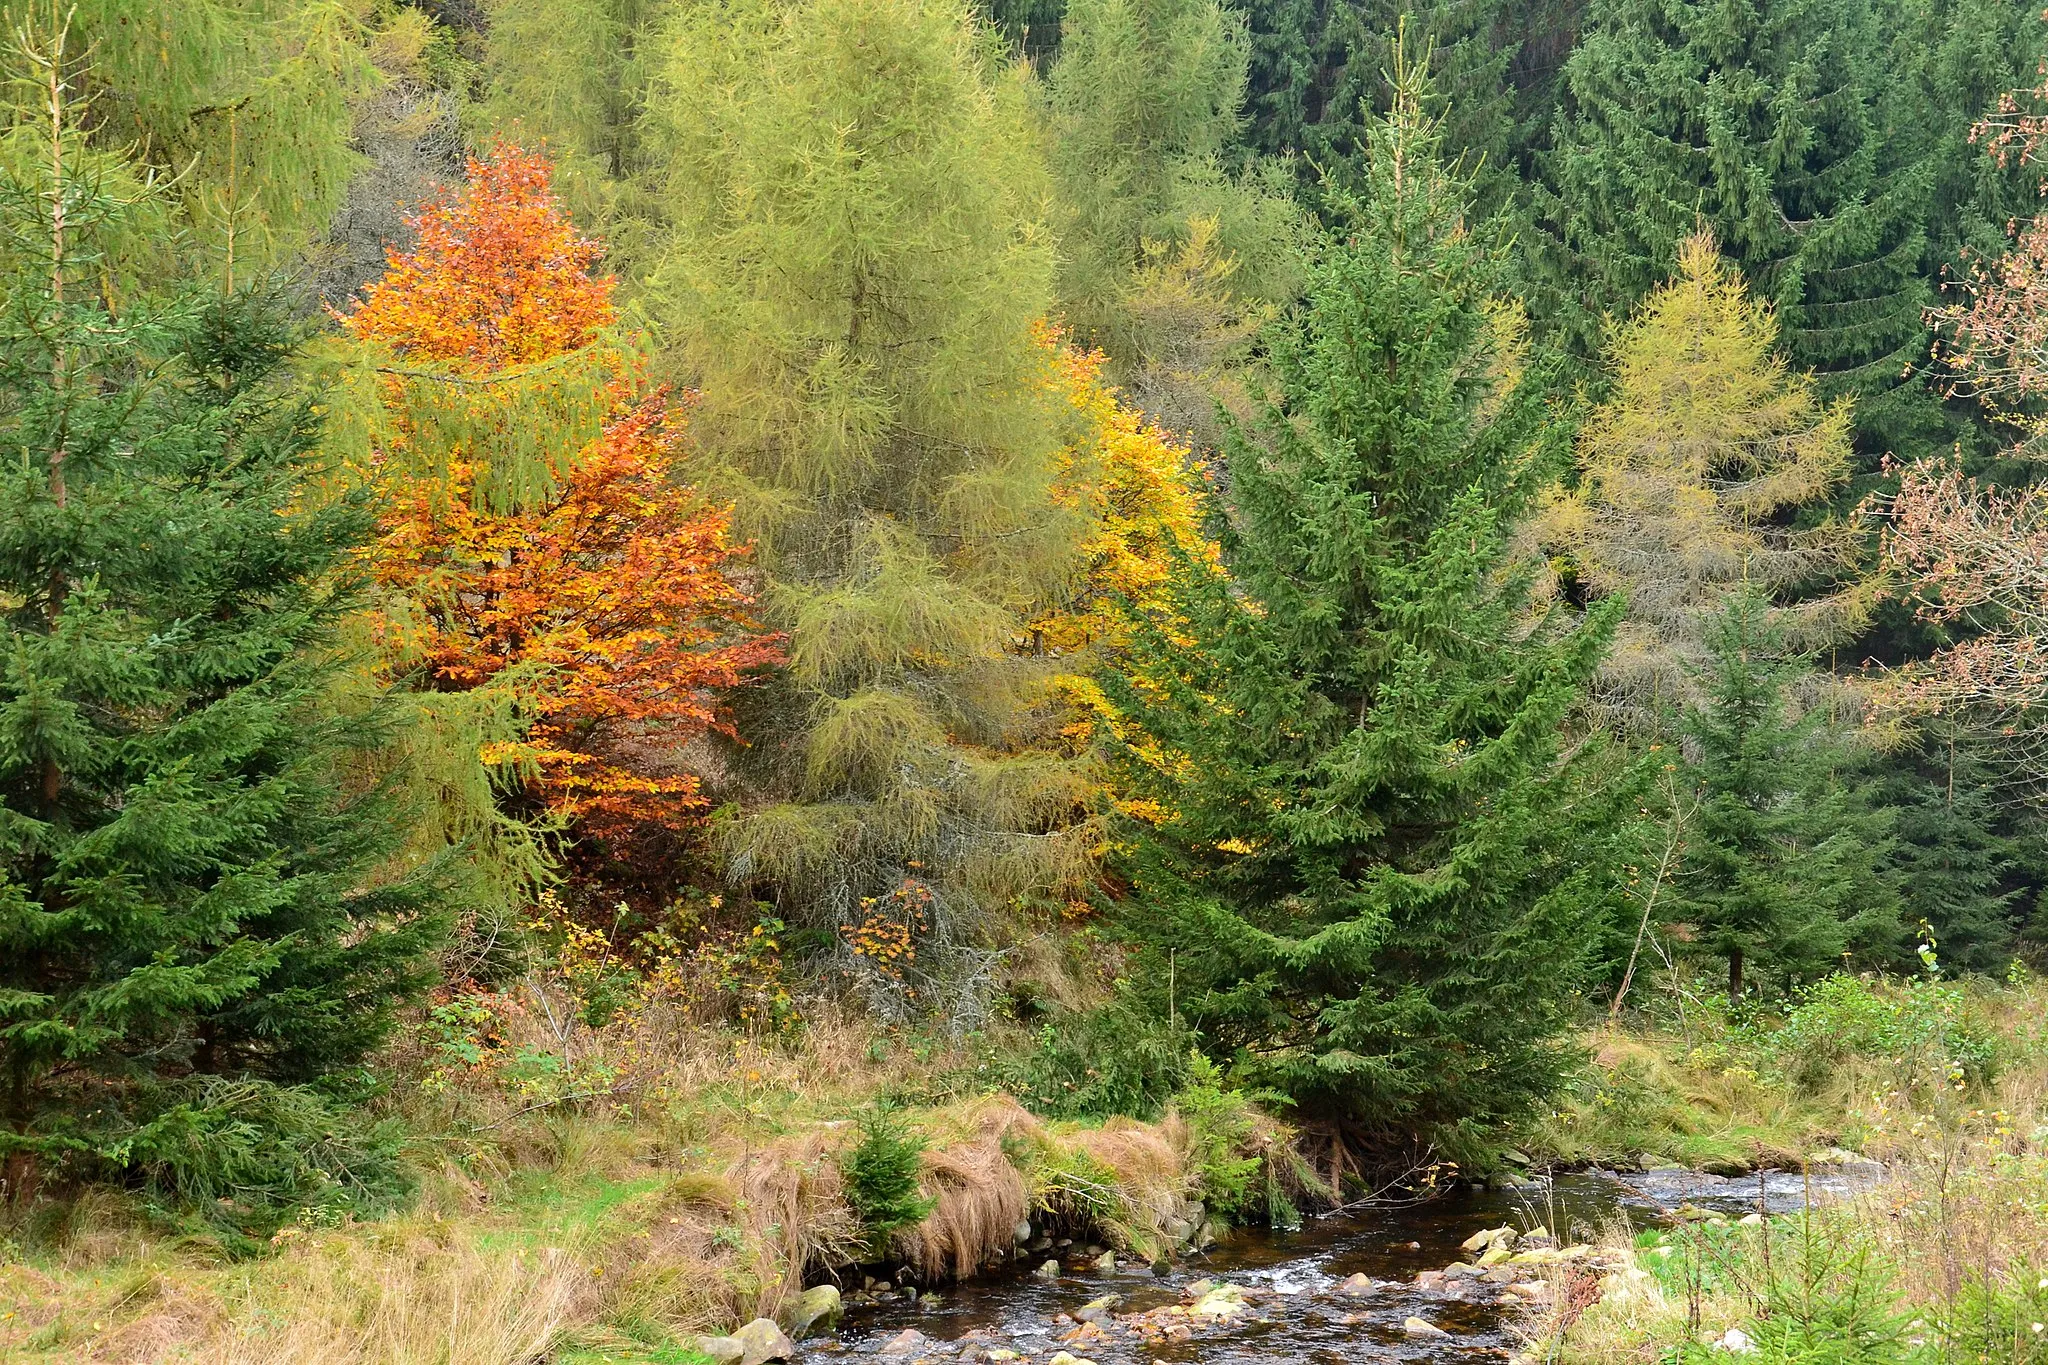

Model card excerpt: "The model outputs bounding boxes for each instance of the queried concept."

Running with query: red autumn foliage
[346,143,779,875]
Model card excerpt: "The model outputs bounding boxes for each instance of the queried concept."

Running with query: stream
[799,1167,1882,1364]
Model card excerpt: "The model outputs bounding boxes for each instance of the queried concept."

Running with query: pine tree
[1872,724,2025,974]
[0,73,445,1182]
[639,0,1096,975]
[1542,230,1872,721]
[1673,590,1899,1001]
[1101,59,1622,1148]
[1534,0,1938,449]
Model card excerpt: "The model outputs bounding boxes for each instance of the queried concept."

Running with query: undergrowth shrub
[1172,1054,1288,1224]
[839,1105,935,1260]
[1002,1004,1190,1119]
[1771,974,1996,1093]
[1940,1260,2048,1363]
[118,1078,413,1255]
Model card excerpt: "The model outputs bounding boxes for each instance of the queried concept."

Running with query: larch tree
[640,0,1096,1006]
[1044,0,1298,373]
[0,0,400,278]
[1542,230,1871,722]
[1100,58,1625,1154]
[331,145,776,912]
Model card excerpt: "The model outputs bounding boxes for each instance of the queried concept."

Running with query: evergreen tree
[1534,0,1939,450]
[1101,61,1622,1149]
[0,95,446,1178]
[1873,724,2026,973]
[640,0,1095,976]
[1543,230,1871,722]
[1673,590,1899,1001]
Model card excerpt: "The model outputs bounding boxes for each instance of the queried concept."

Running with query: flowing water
[799,1168,1880,1364]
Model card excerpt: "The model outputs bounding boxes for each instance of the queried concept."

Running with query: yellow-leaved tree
[1542,230,1873,721]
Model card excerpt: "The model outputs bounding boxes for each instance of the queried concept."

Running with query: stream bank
[795,1165,1883,1364]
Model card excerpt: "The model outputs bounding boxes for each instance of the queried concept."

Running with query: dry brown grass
[898,1098,1041,1281]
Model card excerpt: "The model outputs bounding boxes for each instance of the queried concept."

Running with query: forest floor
[3,971,2043,1364]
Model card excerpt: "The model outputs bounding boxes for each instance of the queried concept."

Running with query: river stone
[1702,1156,1753,1177]
[876,1328,929,1356]
[691,1337,746,1365]
[1506,1281,1549,1302]
[1033,1258,1062,1280]
[1076,1293,1124,1322]
[1190,1284,1250,1319]
[1092,1249,1116,1271]
[789,1283,841,1338]
[1014,1219,1034,1244]
[1150,1258,1173,1277]
[1048,1354,1098,1365]
[1461,1225,1515,1254]
[1404,1316,1450,1338]
[730,1318,795,1365]
[1335,1272,1376,1296]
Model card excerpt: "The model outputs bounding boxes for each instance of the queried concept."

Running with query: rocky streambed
[764,1164,1883,1365]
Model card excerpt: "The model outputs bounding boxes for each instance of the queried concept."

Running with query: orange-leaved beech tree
[333,143,779,906]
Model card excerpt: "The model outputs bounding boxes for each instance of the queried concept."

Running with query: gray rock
[692,1337,747,1365]
[1149,1258,1173,1277]
[1335,1272,1376,1296]
[1702,1156,1754,1178]
[732,1317,796,1365]
[1404,1316,1450,1338]
[1014,1219,1034,1245]
[876,1327,930,1356]
[1033,1258,1062,1280]
[788,1283,841,1338]
[1076,1292,1124,1322]
[1091,1249,1116,1272]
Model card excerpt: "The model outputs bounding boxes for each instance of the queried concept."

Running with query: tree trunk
[1728,947,1744,1005]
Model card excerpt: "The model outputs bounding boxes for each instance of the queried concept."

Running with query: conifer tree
[1673,591,1899,1000]
[1045,0,1298,367]
[1534,0,1938,447]
[0,64,445,1178]
[1873,725,2025,974]
[1542,231,1871,721]
[1101,59,1621,1147]
[640,0,1095,974]
[0,0,394,276]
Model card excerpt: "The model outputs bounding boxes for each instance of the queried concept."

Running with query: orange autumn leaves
[346,145,777,854]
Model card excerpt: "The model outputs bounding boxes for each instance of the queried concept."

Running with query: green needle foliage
[840,1104,937,1259]
[641,0,1095,978]
[1044,0,1298,364]
[1673,589,1900,1002]
[0,0,390,280]
[0,90,449,1192]
[1100,54,1626,1156]
[1533,0,1939,450]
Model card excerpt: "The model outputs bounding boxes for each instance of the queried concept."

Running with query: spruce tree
[1102,60,1621,1149]
[1534,0,1938,449]
[640,0,1095,974]
[0,94,446,1179]
[1673,590,1899,1001]
[1874,725,2026,974]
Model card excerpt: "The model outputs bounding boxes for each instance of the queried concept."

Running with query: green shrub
[1002,1005,1190,1120]
[1939,1259,2048,1362]
[1170,1054,1270,1223]
[839,1105,935,1260]
[116,1078,413,1255]
[1771,974,1996,1092]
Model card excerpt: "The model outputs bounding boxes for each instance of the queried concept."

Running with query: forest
[7,0,2048,1360]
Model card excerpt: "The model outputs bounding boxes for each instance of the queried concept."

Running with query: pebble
[1404,1315,1451,1338]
